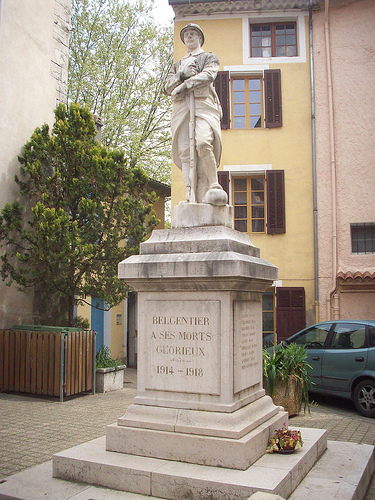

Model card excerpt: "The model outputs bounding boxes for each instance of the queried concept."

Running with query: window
[250,23,297,58]
[330,324,366,350]
[351,223,375,254]
[232,77,263,129]
[218,170,285,235]
[233,176,265,233]
[291,324,331,349]
[214,70,282,129]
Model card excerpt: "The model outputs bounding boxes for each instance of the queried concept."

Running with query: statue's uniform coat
[164,50,222,181]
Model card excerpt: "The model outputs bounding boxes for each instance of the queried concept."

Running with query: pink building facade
[313,0,375,321]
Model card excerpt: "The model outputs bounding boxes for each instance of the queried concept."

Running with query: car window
[291,325,331,349]
[330,323,366,349]
[369,326,375,347]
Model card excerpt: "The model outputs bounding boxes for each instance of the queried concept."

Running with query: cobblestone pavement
[1,371,374,499]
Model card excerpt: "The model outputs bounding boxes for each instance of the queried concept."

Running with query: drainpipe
[324,0,339,320]
[309,0,319,323]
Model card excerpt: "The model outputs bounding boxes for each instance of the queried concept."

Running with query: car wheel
[354,379,375,418]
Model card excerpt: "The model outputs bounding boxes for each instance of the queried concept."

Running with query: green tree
[0,103,159,326]
[69,0,173,183]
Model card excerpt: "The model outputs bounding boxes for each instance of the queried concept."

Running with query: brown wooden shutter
[217,171,230,198]
[266,170,285,234]
[264,69,282,128]
[214,71,230,130]
[276,287,306,342]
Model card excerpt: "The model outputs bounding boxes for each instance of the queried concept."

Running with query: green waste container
[1,326,96,400]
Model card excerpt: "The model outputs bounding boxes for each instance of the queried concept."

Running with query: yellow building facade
[170,0,317,343]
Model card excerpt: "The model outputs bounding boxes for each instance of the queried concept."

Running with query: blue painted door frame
[91,297,104,352]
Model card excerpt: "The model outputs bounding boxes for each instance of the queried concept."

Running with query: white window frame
[242,12,307,65]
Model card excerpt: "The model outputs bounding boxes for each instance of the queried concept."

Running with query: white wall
[0,0,71,327]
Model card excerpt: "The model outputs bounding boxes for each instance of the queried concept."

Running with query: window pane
[286,35,296,45]
[331,324,366,350]
[235,220,247,232]
[252,206,264,219]
[249,90,261,103]
[252,47,262,57]
[234,117,246,128]
[234,178,247,190]
[251,178,264,190]
[369,327,375,347]
[234,192,247,205]
[252,37,261,47]
[276,47,286,56]
[262,292,274,310]
[249,79,261,91]
[234,103,245,115]
[250,103,262,115]
[263,312,274,332]
[233,79,245,91]
[276,24,286,33]
[233,91,245,103]
[252,26,261,33]
[250,116,261,128]
[262,26,271,34]
[262,47,272,57]
[235,206,247,218]
[262,37,271,47]
[286,46,296,56]
[276,35,285,45]
[251,192,264,204]
[286,24,296,34]
[293,325,331,347]
[252,219,264,232]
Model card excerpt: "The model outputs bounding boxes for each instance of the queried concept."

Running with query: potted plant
[95,345,126,393]
[263,343,312,416]
[267,425,303,453]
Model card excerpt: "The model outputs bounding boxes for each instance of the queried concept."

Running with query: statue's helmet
[180,23,205,46]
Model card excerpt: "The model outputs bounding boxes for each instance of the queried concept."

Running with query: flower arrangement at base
[266,425,303,453]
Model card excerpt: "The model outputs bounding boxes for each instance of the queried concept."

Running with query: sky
[152,0,175,25]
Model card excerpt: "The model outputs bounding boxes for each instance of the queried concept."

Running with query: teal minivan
[280,320,375,418]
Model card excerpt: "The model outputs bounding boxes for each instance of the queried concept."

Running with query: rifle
[188,90,197,203]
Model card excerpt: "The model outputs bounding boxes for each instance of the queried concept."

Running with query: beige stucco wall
[313,0,375,320]
[0,0,71,328]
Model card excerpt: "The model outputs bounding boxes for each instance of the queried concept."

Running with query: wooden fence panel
[53,334,61,397]
[25,333,31,393]
[0,331,4,389]
[8,331,15,391]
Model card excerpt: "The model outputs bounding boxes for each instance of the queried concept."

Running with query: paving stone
[1,370,375,498]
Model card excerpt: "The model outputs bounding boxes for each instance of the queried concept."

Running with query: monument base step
[1,432,373,500]
[106,402,287,470]
[51,428,330,499]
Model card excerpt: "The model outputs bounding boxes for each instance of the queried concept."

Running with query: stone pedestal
[52,206,349,498]
[108,206,287,470]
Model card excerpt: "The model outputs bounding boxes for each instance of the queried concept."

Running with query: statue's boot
[201,151,228,206]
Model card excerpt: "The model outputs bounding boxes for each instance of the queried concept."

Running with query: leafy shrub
[95,345,119,369]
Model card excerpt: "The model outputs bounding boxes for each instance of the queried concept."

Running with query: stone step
[52,427,327,499]
[1,431,373,500]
